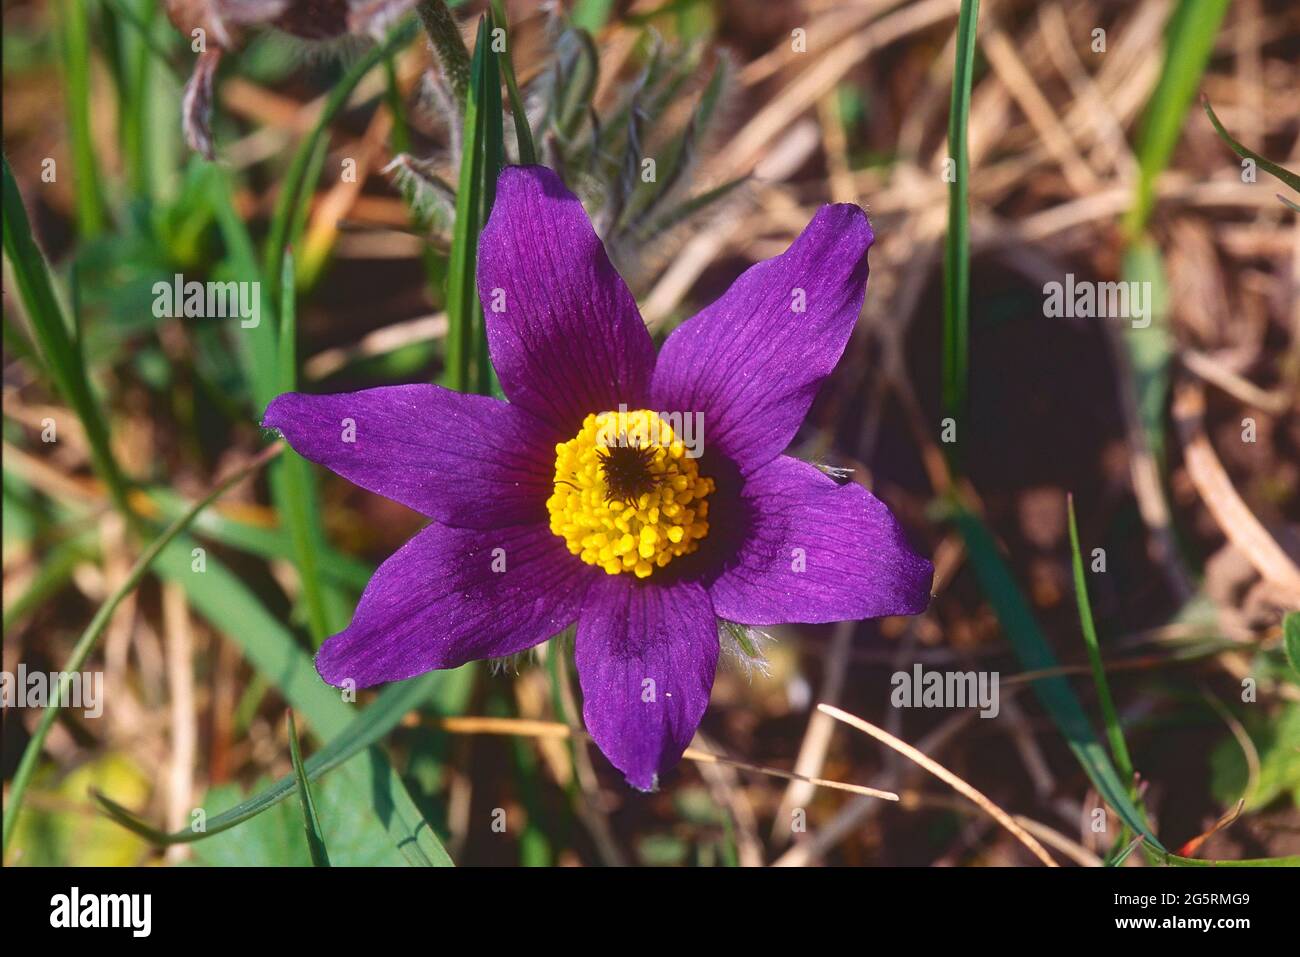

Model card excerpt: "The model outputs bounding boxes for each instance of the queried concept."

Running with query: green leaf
[190,768,424,867]
[288,712,331,866]
[635,175,747,242]
[949,504,1164,851]
[1210,702,1300,812]
[187,780,308,867]
[1068,494,1146,865]
[1282,612,1300,681]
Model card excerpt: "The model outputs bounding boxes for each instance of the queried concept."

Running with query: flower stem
[416,0,472,109]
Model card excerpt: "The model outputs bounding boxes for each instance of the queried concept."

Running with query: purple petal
[263,385,554,529]
[317,521,594,687]
[477,166,656,437]
[651,204,873,474]
[708,456,932,625]
[575,576,718,791]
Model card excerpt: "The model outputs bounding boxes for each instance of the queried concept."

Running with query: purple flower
[263,166,932,790]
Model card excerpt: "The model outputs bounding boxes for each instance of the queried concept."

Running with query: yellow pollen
[547,409,714,578]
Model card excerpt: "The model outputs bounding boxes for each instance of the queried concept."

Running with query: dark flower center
[597,440,660,507]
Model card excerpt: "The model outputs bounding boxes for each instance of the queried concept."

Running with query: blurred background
[2,0,1298,867]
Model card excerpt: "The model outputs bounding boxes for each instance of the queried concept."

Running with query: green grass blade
[1,445,282,856]
[475,16,504,397]
[215,175,349,640]
[950,504,1164,851]
[287,712,331,866]
[941,0,979,456]
[1201,95,1300,195]
[1113,1,1227,593]
[92,671,445,844]
[263,18,420,303]
[209,168,279,410]
[55,0,106,237]
[3,155,134,520]
[1125,0,1231,237]
[271,249,338,643]
[442,16,496,394]
[491,0,537,165]
[290,137,332,289]
[102,0,182,78]
[1066,494,1135,783]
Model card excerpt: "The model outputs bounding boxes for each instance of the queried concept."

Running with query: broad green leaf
[190,768,421,867]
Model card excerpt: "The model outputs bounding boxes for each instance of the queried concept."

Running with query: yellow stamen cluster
[547,409,714,578]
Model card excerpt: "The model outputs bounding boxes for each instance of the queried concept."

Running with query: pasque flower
[263,166,932,789]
